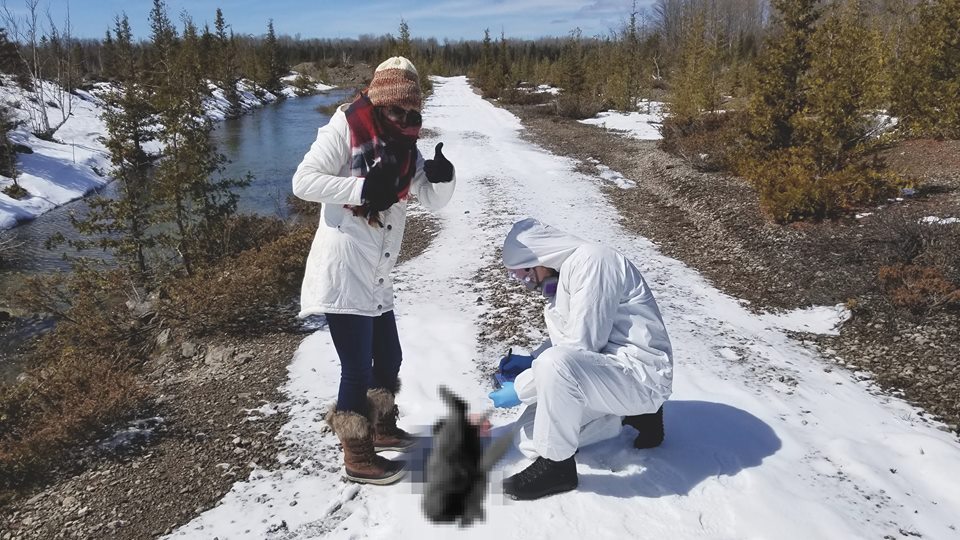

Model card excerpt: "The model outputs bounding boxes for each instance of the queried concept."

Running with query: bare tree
[1,0,53,137]
[45,0,76,124]
[0,229,22,262]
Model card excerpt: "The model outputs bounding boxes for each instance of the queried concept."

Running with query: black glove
[423,142,454,184]
[361,161,400,212]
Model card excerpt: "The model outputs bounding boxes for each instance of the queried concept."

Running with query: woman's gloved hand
[361,161,401,211]
[423,142,454,183]
[489,382,521,408]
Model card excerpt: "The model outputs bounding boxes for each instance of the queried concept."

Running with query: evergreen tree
[146,0,177,90]
[743,0,822,152]
[613,2,643,111]
[892,0,960,138]
[214,8,241,115]
[152,12,250,274]
[669,9,721,122]
[559,28,585,98]
[477,28,496,96]
[0,104,20,194]
[199,23,215,76]
[804,1,883,168]
[259,19,285,95]
[71,14,157,277]
[396,18,412,58]
[497,30,512,90]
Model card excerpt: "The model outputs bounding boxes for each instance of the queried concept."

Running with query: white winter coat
[292,105,456,317]
[502,218,674,459]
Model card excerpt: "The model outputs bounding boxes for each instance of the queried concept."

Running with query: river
[0,88,355,381]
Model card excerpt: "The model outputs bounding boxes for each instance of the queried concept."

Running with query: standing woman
[292,57,456,485]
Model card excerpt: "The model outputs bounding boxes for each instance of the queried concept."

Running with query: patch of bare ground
[0,332,299,540]
[0,212,442,539]
[505,102,960,435]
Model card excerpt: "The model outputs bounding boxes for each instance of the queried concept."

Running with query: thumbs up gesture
[423,142,454,183]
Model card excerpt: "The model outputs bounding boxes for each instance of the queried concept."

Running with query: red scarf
[344,93,420,226]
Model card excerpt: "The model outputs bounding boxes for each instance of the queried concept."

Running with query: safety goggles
[508,267,538,290]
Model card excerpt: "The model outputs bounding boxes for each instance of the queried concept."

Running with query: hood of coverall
[502,218,588,271]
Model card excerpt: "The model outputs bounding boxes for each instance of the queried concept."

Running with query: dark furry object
[422,386,513,526]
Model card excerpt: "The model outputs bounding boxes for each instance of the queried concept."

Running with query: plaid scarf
[344,93,420,226]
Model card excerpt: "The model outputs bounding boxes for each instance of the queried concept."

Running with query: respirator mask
[508,268,558,298]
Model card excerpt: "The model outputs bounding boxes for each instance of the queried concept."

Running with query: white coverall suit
[503,218,674,461]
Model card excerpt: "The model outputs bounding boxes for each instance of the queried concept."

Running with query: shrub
[878,264,960,314]
[555,94,605,119]
[160,224,314,335]
[0,346,146,489]
[738,147,902,222]
[499,87,553,106]
[659,112,742,172]
[287,194,320,217]
[2,266,152,489]
[2,182,28,200]
[184,213,290,267]
[877,212,960,316]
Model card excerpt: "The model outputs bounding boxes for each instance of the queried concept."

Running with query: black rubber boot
[503,455,578,500]
[622,405,664,449]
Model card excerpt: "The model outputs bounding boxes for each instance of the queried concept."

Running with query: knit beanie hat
[366,56,422,112]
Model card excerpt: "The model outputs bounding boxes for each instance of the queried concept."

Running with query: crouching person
[490,218,673,500]
[292,56,456,485]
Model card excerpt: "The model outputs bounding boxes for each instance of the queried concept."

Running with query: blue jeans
[325,311,403,415]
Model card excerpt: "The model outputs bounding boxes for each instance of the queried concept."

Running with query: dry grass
[2,183,28,200]
[160,224,314,335]
[1,220,315,495]
[1,267,152,491]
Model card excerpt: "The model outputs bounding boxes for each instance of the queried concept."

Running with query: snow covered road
[169,76,960,540]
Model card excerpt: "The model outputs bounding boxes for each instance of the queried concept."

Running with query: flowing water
[0,88,355,381]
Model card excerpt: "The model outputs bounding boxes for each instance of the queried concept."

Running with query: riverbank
[0,74,333,232]
[0,210,440,539]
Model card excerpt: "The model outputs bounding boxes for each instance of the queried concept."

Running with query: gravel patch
[0,213,444,539]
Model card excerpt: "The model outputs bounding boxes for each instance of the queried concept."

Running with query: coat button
[377,304,383,310]
[387,224,393,230]
[378,278,384,284]
[384,252,390,258]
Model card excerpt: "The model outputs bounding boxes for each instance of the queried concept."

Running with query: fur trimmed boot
[367,388,416,452]
[327,407,406,485]
[622,405,664,449]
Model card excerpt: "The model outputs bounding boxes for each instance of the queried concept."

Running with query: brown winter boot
[367,388,416,452]
[326,407,406,485]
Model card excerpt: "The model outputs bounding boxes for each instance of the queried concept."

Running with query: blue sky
[27,0,653,41]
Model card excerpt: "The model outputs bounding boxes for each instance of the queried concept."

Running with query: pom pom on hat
[366,56,422,112]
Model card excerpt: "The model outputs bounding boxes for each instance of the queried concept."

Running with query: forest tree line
[0,0,957,224]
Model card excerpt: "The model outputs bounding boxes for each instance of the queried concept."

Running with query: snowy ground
[0,78,112,230]
[169,77,960,540]
[579,101,665,141]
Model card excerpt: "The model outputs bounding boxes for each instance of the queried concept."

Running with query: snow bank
[579,101,665,141]
[535,84,560,95]
[0,77,112,229]
[586,158,635,189]
[920,216,960,225]
[759,304,850,336]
